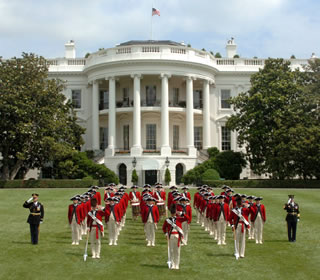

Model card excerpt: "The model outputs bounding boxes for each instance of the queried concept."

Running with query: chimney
[226,37,237,58]
[65,40,76,58]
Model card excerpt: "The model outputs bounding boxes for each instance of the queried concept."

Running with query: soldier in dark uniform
[23,193,44,245]
[284,195,300,242]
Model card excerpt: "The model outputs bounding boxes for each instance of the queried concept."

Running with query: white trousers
[71,219,80,243]
[217,215,227,244]
[254,214,264,243]
[181,221,189,245]
[145,222,156,243]
[169,234,180,269]
[81,217,87,235]
[90,228,101,257]
[235,224,246,257]
[108,219,117,243]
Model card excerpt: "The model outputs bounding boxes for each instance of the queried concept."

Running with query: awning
[142,159,160,170]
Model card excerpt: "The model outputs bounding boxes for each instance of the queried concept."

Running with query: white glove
[27,197,33,203]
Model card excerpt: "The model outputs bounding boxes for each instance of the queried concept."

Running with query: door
[119,164,127,185]
[145,170,157,185]
[175,163,184,185]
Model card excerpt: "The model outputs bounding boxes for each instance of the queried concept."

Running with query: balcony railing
[99,102,109,110]
[169,101,186,108]
[141,100,161,107]
[116,100,133,108]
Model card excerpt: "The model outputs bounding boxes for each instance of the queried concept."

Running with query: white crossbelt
[232,208,249,226]
[88,212,104,228]
[166,218,184,236]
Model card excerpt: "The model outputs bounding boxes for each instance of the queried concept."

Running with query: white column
[161,74,171,156]
[186,76,197,156]
[92,80,100,151]
[203,79,211,149]
[105,77,116,156]
[131,74,143,156]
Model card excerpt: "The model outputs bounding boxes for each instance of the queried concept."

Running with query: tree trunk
[1,164,10,180]
[9,160,23,180]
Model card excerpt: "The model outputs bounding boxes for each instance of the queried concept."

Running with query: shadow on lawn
[264,239,288,243]
[206,252,231,257]
[140,263,168,269]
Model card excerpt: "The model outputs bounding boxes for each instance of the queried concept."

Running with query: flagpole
[150,0,153,40]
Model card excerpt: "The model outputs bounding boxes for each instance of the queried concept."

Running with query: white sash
[88,211,104,228]
[232,208,249,226]
[166,218,184,236]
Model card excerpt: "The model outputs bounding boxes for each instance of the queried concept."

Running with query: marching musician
[162,204,190,270]
[154,184,166,217]
[23,193,44,245]
[129,185,141,220]
[141,197,159,246]
[250,197,266,244]
[68,196,82,245]
[284,195,300,242]
[229,197,250,259]
[214,195,229,245]
[105,197,121,246]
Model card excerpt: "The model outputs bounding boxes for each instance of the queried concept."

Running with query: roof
[119,40,184,47]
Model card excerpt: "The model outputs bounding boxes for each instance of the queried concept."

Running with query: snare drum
[131,202,141,217]
[157,202,166,217]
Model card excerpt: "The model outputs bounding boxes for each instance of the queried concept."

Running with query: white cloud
[0,0,319,58]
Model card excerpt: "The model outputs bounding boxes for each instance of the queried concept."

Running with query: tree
[131,169,138,185]
[227,58,319,179]
[202,169,220,181]
[214,151,246,180]
[215,52,222,58]
[207,147,220,159]
[0,53,85,179]
[164,168,171,185]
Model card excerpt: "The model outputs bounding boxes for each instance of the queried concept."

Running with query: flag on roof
[152,8,160,16]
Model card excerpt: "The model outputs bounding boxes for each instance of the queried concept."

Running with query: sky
[0,0,319,59]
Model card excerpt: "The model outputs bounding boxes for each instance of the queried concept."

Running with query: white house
[47,39,309,185]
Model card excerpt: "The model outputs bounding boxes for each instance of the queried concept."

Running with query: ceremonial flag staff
[151,3,160,40]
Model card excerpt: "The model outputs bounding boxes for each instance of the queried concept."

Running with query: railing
[169,101,186,108]
[115,149,130,155]
[141,100,161,106]
[172,148,188,154]
[99,102,109,110]
[116,100,133,108]
[171,48,186,54]
[68,59,86,65]
[46,60,58,66]
[142,46,160,53]
[216,59,235,65]
[116,47,132,54]
[245,59,264,66]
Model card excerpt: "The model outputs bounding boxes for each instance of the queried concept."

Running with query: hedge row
[202,179,320,188]
[0,179,99,189]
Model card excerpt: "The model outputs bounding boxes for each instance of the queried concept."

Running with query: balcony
[116,100,133,108]
[169,101,186,108]
[99,102,109,110]
[141,100,161,107]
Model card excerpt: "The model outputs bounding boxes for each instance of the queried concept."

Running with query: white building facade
[47,39,308,185]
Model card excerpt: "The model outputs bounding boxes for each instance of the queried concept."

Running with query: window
[99,90,109,110]
[146,124,156,149]
[173,125,179,150]
[71,90,81,109]
[146,86,156,106]
[194,90,203,109]
[173,88,179,106]
[123,125,129,150]
[123,88,129,107]
[194,126,203,150]
[221,126,231,150]
[100,127,108,150]
[221,89,231,109]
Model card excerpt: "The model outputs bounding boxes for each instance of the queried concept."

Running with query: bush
[165,168,171,185]
[215,52,222,58]
[131,169,138,185]
[202,179,320,188]
[214,151,246,180]
[0,179,98,189]
[202,169,220,182]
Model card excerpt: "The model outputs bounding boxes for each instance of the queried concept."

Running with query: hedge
[0,179,99,189]
[202,179,320,189]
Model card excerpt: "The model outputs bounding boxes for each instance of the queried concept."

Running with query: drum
[157,202,166,217]
[131,202,141,217]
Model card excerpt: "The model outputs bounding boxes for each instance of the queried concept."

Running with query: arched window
[175,163,184,185]
[119,164,127,185]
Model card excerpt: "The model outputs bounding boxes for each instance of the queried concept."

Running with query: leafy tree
[53,151,119,184]
[164,168,171,185]
[202,169,220,181]
[227,58,319,179]
[215,52,222,58]
[0,53,85,180]
[214,151,246,180]
[234,54,240,58]
[207,147,220,159]
[131,169,138,185]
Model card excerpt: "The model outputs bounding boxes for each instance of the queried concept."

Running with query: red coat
[213,202,229,221]
[167,192,174,208]
[229,207,250,231]
[193,192,200,208]
[87,209,105,239]
[104,192,114,202]
[141,204,160,223]
[199,199,208,214]
[153,191,166,201]
[250,204,266,222]
[182,192,191,200]
[93,192,102,205]
[129,191,141,201]
[68,204,82,224]
[105,204,121,223]
[162,215,190,246]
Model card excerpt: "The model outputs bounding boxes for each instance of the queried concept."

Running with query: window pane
[146,86,156,106]
[100,90,109,110]
[194,126,203,150]
[146,124,156,149]
[221,89,231,109]
[123,125,129,150]
[173,88,179,106]
[72,90,81,109]
[173,125,179,150]
[100,127,108,150]
[123,88,129,107]
[221,126,231,150]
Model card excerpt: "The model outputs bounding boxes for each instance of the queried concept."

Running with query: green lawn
[0,188,319,280]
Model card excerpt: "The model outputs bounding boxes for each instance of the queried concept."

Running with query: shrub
[165,168,171,185]
[202,169,220,182]
[131,169,138,185]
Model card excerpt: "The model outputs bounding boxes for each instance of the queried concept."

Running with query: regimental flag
[152,8,160,16]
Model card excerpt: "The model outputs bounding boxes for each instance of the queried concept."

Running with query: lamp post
[132,157,137,168]
[165,157,170,168]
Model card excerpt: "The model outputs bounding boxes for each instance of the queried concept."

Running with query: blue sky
[0,0,319,59]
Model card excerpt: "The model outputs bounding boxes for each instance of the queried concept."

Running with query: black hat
[105,187,113,191]
[106,197,114,201]
[155,185,162,189]
[288,195,294,198]
[146,197,156,202]
[233,193,241,197]
[226,188,234,193]
[108,183,116,186]
[221,185,229,190]
[170,186,177,190]
[182,186,189,190]
[173,196,181,201]
[241,194,247,198]
[32,193,39,197]
[144,184,151,188]
[204,192,211,196]
[202,184,209,188]
[254,197,263,201]
[246,195,254,199]
[70,196,79,201]
[131,185,138,189]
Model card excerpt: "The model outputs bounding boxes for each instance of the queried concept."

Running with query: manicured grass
[0,188,319,280]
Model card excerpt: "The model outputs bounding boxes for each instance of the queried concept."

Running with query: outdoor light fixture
[165,157,170,167]
[132,157,137,168]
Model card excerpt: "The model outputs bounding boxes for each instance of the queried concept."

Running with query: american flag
[152,8,160,16]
